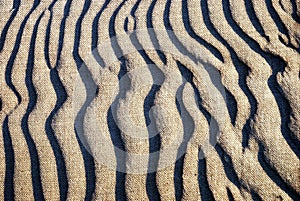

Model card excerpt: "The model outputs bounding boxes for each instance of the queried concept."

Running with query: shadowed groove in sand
[72,0,96,199]
[4,0,42,105]
[0,0,21,52]
[43,2,68,200]
[22,12,45,200]
[199,0,258,149]
[222,0,300,158]
[3,117,14,200]
[0,0,299,200]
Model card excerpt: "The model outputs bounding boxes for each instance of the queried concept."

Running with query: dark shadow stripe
[226,187,235,201]
[115,171,127,201]
[244,0,269,41]
[198,155,215,201]
[107,1,129,200]
[164,0,229,109]
[290,0,300,23]
[221,0,300,182]
[200,0,258,149]
[5,0,41,105]
[124,17,129,32]
[48,0,72,187]
[265,0,299,52]
[129,0,142,30]
[44,6,52,69]
[43,2,69,199]
[258,143,300,200]
[224,88,238,125]
[221,0,266,59]
[215,144,241,189]
[182,0,224,62]
[22,12,45,201]
[146,0,167,64]
[91,0,110,67]
[3,116,15,201]
[177,60,211,123]
[48,68,68,201]
[127,2,163,197]
[146,0,155,29]
[48,1,74,198]
[44,0,59,69]
[56,0,73,67]
[129,1,178,197]
[108,0,126,52]
[163,1,226,197]
[144,83,161,201]
[250,189,263,201]
[74,129,95,201]
[267,57,300,158]
[72,1,97,200]
[91,0,110,50]
[73,0,91,71]
[174,155,184,201]
[74,64,97,201]
[0,0,21,52]
[107,107,127,201]
[265,0,289,36]
[174,61,202,201]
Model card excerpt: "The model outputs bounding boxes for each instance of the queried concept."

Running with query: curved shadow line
[91,0,110,67]
[4,0,41,105]
[108,1,128,200]
[222,0,282,52]
[72,1,97,200]
[44,0,58,69]
[165,1,221,199]
[175,61,217,200]
[244,0,269,41]
[45,0,74,199]
[43,1,70,200]
[250,189,263,201]
[163,0,227,103]
[144,84,161,201]
[290,0,300,23]
[129,0,142,30]
[265,0,289,36]
[107,107,127,201]
[181,0,224,62]
[200,0,258,149]
[174,61,197,200]
[148,0,167,64]
[163,1,225,198]
[198,156,216,201]
[147,0,167,64]
[74,63,97,200]
[128,1,162,199]
[41,1,70,200]
[48,68,69,201]
[258,143,300,200]
[0,0,21,52]
[265,0,299,52]
[226,187,235,201]
[222,0,300,158]
[55,0,73,67]
[215,144,241,189]
[3,116,15,200]
[46,0,93,198]
[22,12,45,201]
[224,88,238,125]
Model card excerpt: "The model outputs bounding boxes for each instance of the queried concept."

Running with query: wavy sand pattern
[0,0,299,200]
